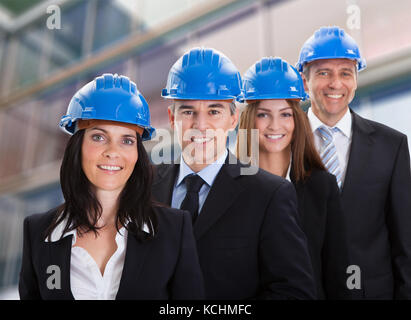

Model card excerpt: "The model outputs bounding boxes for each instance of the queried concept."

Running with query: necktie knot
[317,125,333,143]
[184,174,205,193]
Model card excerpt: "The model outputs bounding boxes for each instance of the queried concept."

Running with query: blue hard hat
[296,26,366,72]
[161,47,243,101]
[59,73,155,141]
[243,57,308,101]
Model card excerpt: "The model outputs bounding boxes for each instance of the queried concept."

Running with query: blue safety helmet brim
[297,55,366,73]
[161,91,241,102]
[244,93,308,101]
[59,116,156,141]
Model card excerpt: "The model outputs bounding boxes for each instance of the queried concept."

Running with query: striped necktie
[317,126,342,189]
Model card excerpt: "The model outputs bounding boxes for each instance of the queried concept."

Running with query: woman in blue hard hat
[19,73,205,300]
[237,57,352,299]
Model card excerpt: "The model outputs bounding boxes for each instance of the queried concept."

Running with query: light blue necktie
[317,126,342,189]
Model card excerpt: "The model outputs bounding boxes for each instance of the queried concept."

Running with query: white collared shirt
[307,108,353,186]
[45,217,148,300]
[171,149,228,213]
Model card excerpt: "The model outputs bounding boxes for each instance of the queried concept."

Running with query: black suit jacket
[291,167,352,299]
[19,206,205,300]
[152,153,316,300]
[339,110,411,299]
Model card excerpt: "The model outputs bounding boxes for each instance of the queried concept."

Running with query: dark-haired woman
[237,57,352,299]
[19,74,205,300]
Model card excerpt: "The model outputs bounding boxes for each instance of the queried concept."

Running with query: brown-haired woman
[237,57,353,299]
[19,74,204,300]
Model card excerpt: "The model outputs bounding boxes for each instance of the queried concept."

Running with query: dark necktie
[180,174,205,224]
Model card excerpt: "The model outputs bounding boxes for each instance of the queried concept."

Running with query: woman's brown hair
[237,100,325,182]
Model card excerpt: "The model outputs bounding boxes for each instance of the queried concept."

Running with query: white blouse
[45,217,129,300]
[69,228,127,300]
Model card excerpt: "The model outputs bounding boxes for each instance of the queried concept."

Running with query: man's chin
[182,152,219,166]
[326,107,348,117]
[318,102,347,115]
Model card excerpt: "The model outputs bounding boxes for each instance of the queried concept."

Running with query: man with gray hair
[152,47,316,299]
[298,26,411,299]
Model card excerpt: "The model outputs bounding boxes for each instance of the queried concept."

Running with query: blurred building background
[0,0,410,299]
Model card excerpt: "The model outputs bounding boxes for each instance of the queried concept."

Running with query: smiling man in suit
[298,26,411,299]
[152,47,316,299]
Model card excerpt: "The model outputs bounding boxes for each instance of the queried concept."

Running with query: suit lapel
[193,156,245,241]
[45,227,154,300]
[341,110,375,201]
[45,236,75,300]
[152,164,179,205]
[153,155,246,240]
[115,230,154,300]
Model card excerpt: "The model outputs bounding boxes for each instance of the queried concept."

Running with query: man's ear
[353,66,358,91]
[301,72,309,93]
[168,105,175,129]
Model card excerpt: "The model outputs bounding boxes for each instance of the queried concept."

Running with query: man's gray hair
[229,102,236,115]
[302,64,311,81]
[169,101,237,115]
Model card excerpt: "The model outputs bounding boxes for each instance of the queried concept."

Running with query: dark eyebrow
[123,134,137,139]
[176,104,226,109]
[89,127,137,138]
[176,105,194,110]
[316,67,354,73]
[315,68,332,73]
[89,127,107,133]
[208,104,225,109]
[257,107,272,113]
[257,107,292,113]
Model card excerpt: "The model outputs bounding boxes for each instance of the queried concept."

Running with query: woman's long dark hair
[45,129,158,242]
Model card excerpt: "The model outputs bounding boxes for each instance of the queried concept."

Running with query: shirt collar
[176,149,228,188]
[45,215,149,243]
[307,107,352,138]
[45,216,76,243]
